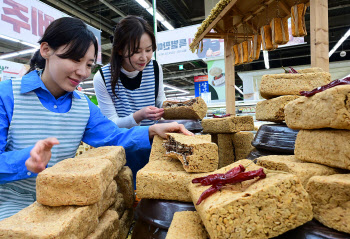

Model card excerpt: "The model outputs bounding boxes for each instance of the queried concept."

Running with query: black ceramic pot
[132,220,167,239]
[247,148,292,161]
[252,123,299,154]
[157,120,203,134]
[274,219,350,239]
[132,199,196,239]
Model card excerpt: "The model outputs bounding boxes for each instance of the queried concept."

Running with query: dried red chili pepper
[216,168,266,185]
[289,67,298,73]
[192,165,245,184]
[213,114,231,118]
[195,168,266,205]
[200,165,245,186]
[300,77,350,97]
[196,184,223,205]
[282,66,298,74]
[192,175,219,184]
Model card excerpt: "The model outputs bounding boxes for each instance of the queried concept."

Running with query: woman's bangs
[125,35,140,58]
[56,32,97,61]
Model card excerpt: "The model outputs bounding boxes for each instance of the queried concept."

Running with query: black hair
[27,17,98,74]
[110,15,156,97]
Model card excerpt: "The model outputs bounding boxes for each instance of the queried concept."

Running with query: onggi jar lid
[157,119,203,133]
[135,199,196,229]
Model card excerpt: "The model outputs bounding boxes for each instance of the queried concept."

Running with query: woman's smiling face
[41,42,95,98]
[122,33,153,72]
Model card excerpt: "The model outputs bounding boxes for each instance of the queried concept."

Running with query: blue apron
[0,75,89,221]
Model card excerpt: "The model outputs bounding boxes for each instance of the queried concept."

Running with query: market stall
[2,0,349,238]
[189,0,329,114]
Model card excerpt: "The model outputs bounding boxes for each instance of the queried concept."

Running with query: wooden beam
[232,6,244,16]
[214,26,225,33]
[223,16,234,30]
[224,36,235,114]
[191,0,239,47]
[214,23,225,33]
[310,0,329,71]
[235,0,275,28]
[278,0,291,16]
[246,20,258,34]
[232,6,257,33]
[204,33,251,39]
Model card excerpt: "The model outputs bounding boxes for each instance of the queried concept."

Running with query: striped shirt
[4,76,90,197]
[101,61,156,126]
[0,70,151,186]
[0,75,89,220]
[0,70,152,221]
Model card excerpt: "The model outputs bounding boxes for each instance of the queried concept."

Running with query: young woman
[93,15,165,129]
[0,17,191,221]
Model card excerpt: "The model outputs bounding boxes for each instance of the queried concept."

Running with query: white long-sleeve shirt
[93,62,166,128]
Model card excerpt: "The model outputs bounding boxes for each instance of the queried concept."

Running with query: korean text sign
[194,75,209,97]
[0,0,102,64]
[156,24,224,65]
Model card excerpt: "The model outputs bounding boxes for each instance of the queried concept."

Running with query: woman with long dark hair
[0,17,190,221]
[93,15,166,128]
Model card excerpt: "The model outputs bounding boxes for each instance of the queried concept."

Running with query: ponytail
[26,49,45,74]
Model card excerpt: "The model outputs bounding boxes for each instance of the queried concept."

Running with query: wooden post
[310,0,329,72]
[224,36,236,115]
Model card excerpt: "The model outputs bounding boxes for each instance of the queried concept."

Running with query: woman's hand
[133,106,164,123]
[25,138,60,173]
[149,122,194,139]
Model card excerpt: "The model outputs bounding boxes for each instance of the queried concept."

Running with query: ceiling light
[21,42,39,48]
[156,13,165,22]
[263,50,270,69]
[162,21,175,30]
[166,92,191,97]
[0,52,19,59]
[234,85,244,95]
[0,34,39,48]
[0,48,37,60]
[135,0,150,8]
[164,89,178,93]
[0,34,20,43]
[134,0,174,30]
[163,83,190,94]
[146,7,154,15]
[145,6,165,21]
[329,28,350,57]
[19,49,38,54]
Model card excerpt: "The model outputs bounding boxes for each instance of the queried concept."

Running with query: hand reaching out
[25,137,60,173]
[134,106,164,123]
[149,122,194,139]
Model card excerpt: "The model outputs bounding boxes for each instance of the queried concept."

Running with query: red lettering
[31,7,37,36]
[38,10,54,37]
[1,0,30,33]
[1,14,30,33]
[2,0,28,21]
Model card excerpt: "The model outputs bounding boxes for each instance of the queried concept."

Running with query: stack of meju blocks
[0,146,134,239]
